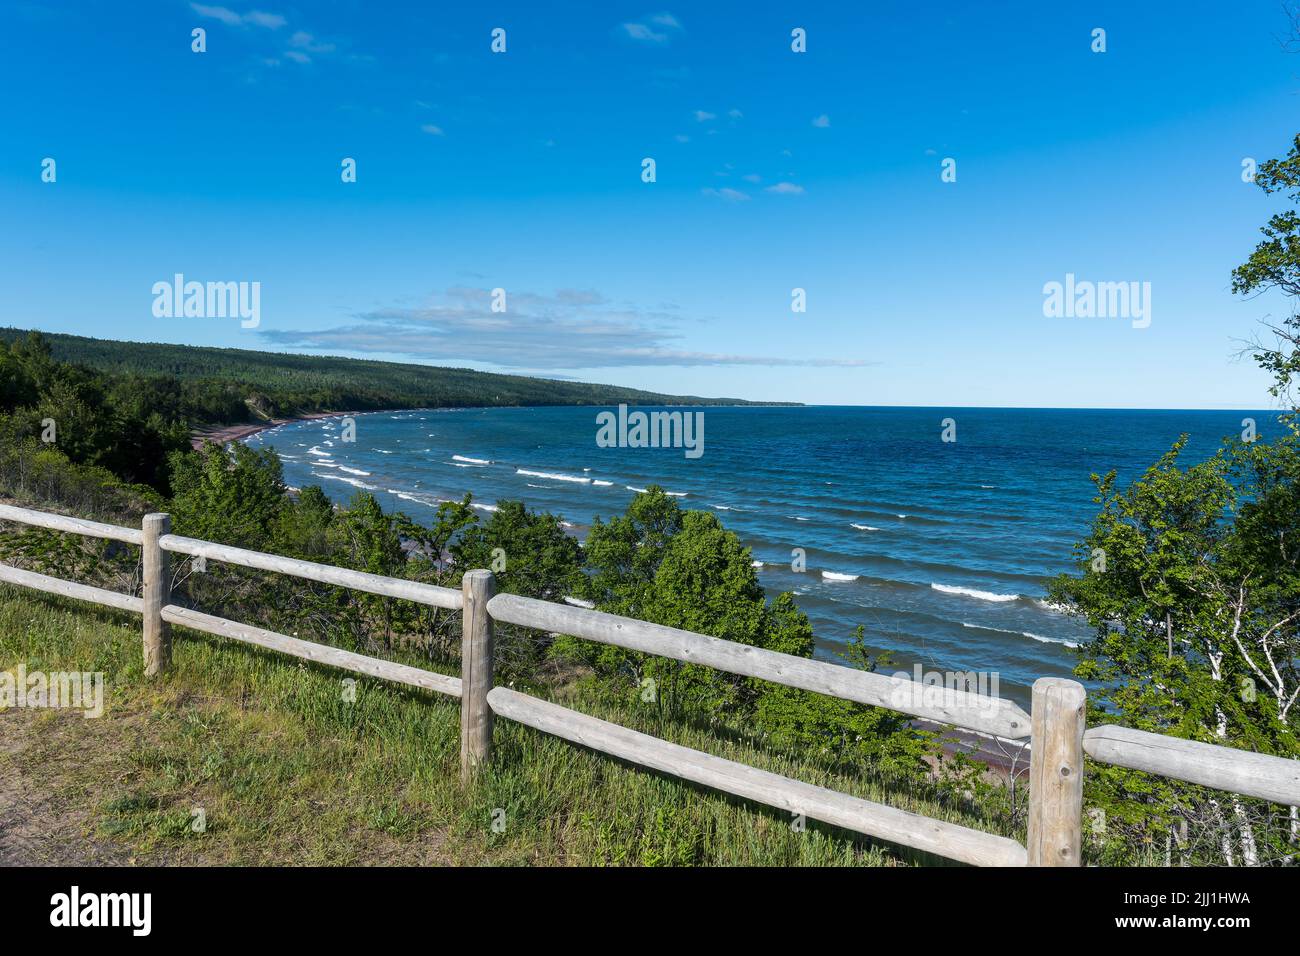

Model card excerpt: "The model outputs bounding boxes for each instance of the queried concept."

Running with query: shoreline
[187,404,785,451]
[190,411,359,450]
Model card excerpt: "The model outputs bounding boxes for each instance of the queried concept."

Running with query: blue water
[247,406,1284,703]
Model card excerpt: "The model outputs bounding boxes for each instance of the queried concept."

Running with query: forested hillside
[0,329,773,419]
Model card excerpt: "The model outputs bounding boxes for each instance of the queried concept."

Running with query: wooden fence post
[142,513,171,676]
[1027,677,1086,865]
[460,569,496,786]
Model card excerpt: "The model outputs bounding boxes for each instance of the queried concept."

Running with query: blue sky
[2,0,1297,408]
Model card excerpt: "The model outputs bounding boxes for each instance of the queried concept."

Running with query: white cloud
[421,124,445,136]
[674,134,690,143]
[245,10,286,28]
[190,4,243,26]
[766,182,805,195]
[620,11,683,44]
[190,4,285,28]
[622,22,668,43]
[290,30,335,53]
[702,187,751,202]
[284,49,310,63]
[728,108,743,119]
[693,109,716,122]
[260,286,866,370]
[742,173,761,183]
[812,114,830,128]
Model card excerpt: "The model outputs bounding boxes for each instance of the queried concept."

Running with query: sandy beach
[190,411,353,450]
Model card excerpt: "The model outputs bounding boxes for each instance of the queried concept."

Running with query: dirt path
[0,709,138,866]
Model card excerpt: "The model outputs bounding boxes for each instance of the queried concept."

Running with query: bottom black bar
[0,865,1291,941]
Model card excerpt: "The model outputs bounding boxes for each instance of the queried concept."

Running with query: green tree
[1233,132,1300,412]
[168,441,286,549]
[1053,132,1300,865]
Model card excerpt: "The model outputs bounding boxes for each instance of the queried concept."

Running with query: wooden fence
[2,502,1298,866]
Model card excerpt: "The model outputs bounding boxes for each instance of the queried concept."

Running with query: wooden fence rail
[1,502,1298,867]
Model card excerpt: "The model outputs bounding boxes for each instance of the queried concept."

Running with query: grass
[0,586,1021,866]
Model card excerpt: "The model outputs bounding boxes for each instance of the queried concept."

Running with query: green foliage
[564,487,935,779]
[168,441,287,550]
[0,332,190,490]
[1232,132,1300,410]
[452,500,583,603]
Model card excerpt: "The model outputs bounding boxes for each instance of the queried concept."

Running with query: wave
[307,447,331,457]
[1034,598,1073,615]
[387,489,444,507]
[339,466,371,476]
[316,473,379,491]
[592,479,614,487]
[961,621,1079,649]
[453,455,492,465]
[822,570,860,582]
[930,583,1019,603]
[850,523,880,531]
[471,502,500,513]
[518,468,590,484]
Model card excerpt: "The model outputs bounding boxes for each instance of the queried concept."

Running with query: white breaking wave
[1035,598,1073,615]
[851,523,880,531]
[625,484,685,496]
[931,583,1019,603]
[453,455,492,465]
[518,468,590,484]
[822,570,860,582]
[751,560,764,568]
[387,489,441,506]
[961,622,1078,649]
[316,473,378,491]
[471,502,500,512]
[339,466,370,476]
[592,479,614,487]
[308,447,331,457]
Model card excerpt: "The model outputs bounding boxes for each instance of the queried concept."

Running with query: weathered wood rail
[2,503,1298,866]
